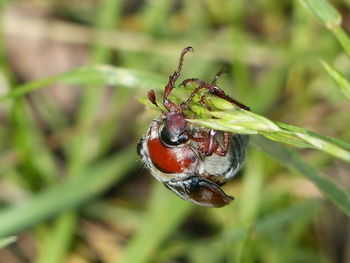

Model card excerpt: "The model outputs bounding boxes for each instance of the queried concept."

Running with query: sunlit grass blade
[253,136,350,216]
[234,150,265,263]
[211,111,281,131]
[225,200,321,242]
[118,183,192,263]
[140,86,350,161]
[0,146,135,238]
[185,100,350,162]
[299,0,350,57]
[189,118,259,135]
[298,0,341,29]
[35,212,77,263]
[190,200,321,260]
[321,60,350,100]
[0,65,166,103]
[277,122,350,151]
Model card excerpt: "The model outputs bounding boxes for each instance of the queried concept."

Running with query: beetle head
[160,112,189,146]
[146,47,195,146]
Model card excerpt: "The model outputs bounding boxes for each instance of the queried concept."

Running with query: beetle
[137,47,249,207]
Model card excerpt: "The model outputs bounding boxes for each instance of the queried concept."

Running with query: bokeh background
[0,0,349,262]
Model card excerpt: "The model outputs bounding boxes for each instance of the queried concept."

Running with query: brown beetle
[138,47,249,207]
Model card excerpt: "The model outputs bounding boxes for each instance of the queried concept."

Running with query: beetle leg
[163,47,193,112]
[206,129,229,157]
[180,78,206,87]
[188,132,209,155]
[206,84,250,111]
[165,177,233,207]
[198,95,213,111]
[205,129,217,156]
[211,132,229,157]
[180,83,208,110]
[211,69,227,84]
[189,130,228,157]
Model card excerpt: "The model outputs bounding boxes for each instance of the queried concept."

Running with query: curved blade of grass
[252,136,350,216]
[187,108,350,162]
[188,118,259,135]
[189,200,321,261]
[321,60,350,100]
[0,146,135,238]
[211,111,281,131]
[118,183,192,263]
[234,150,266,263]
[299,0,350,57]
[0,65,166,103]
[140,92,350,162]
[278,122,350,151]
[140,84,350,162]
[298,0,341,29]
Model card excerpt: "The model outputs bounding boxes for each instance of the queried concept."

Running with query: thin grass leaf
[118,183,192,263]
[189,114,350,162]
[210,111,281,131]
[321,60,350,100]
[35,212,77,263]
[141,0,174,35]
[253,136,350,216]
[298,0,341,29]
[260,131,312,148]
[279,122,350,162]
[0,146,135,238]
[305,129,350,151]
[189,200,321,259]
[234,151,266,263]
[296,132,350,162]
[0,236,17,249]
[299,0,350,57]
[188,118,258,135]
[0,65,166,103]
[225,200,321,242]
[140,93,350,162]
[30,2,126,260]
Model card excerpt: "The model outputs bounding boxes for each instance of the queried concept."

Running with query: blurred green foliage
[0,0,349,263]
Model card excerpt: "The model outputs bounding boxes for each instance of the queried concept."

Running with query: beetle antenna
[148,90,166,114]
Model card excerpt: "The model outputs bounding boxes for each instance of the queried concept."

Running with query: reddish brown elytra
[138,47,249,207]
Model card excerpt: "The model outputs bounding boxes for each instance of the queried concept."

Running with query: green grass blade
[190,200,321,259]
[118,183,192,263]
[298,0,341,29]
[321,60,350,100]
[225,200,321,243]
[332,27,350,58]
[185,101,350,162]
[253,136,350,216]
[0,65,166,103]
[141,0,173,35]
[35,212,77,263]
[299,0,350,57]
[92,0,123,62]
[234,150,265,263]
[35,1,125,260]
[0,146,135,238]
